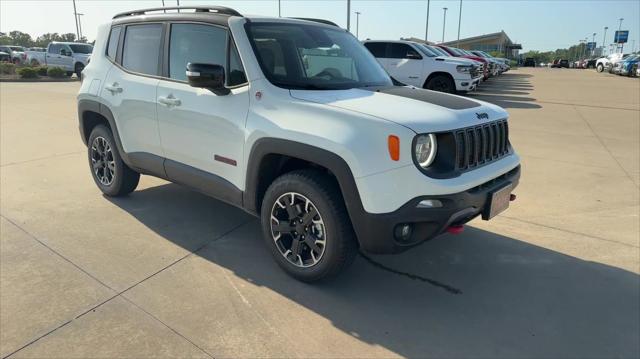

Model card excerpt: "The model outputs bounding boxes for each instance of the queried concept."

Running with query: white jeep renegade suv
[78,6,521,281]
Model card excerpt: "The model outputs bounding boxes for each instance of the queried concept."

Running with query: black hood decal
[363,86,481,110]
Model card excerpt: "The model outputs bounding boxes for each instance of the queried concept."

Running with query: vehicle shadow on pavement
[108,183,640,358]
[470,72,541,109]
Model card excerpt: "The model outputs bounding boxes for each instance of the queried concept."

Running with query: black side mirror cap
[186,63,229,95]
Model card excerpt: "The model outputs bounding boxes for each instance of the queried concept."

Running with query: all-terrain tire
[425,74,456,93]
[260,169,358,282]
[87,125,140,197]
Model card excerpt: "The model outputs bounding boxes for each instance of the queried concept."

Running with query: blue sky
[1,0,638,52]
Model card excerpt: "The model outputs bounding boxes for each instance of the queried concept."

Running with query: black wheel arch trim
[79,99,125,156]
[244,138,369,244]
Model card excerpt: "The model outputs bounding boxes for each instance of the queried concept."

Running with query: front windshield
[428,45,449,57]
[446,46,464,56]
[246,22,392,90]
[415,44,437,57]
[69,44,93,54]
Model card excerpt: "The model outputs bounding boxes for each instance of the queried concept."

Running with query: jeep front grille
[454,119,510,170]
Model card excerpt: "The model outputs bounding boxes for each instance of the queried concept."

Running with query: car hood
[290,86,507,133]
[438,56,479,66]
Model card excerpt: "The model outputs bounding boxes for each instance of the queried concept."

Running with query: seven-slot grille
[469,65,480,78]
[454,119,509,170]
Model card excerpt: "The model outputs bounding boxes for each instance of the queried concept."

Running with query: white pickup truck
[363,40,483,93]
[27,42,93,77]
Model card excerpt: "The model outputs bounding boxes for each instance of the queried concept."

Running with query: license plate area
[483,183,512,220]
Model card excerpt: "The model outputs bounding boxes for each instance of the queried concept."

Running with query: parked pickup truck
[27,42,93,77]
[363,40,483,93]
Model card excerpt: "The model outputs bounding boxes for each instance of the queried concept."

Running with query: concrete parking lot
[1,68,638,358]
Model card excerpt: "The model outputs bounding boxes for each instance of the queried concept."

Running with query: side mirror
[60,49,70,56]
[406,51,421,60]
[186,63,229,95]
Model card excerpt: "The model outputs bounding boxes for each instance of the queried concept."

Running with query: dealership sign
[586,42,596,50]
[614,30,629,44]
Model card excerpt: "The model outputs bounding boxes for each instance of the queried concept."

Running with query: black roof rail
[113,6,242,19]
[290,18,339,27]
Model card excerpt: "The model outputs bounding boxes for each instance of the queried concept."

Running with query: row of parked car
[523,53,639,77]
[595,52,640,77]
[362,40,510,93]
[0,42,93,77]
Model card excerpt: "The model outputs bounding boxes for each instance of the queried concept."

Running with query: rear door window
[364,42,387,58]
[122,24,163,76]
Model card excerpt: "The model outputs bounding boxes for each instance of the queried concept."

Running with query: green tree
[7,31,33,47]
[59,33,76,42]
[34,33,61,47]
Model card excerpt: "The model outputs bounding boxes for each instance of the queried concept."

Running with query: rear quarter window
[106,26,122,60]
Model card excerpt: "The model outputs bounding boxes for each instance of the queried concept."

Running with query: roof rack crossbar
[113,6,242,19]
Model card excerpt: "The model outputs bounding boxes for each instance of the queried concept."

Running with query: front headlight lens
[414,134,437,168]
[456,65,472,73]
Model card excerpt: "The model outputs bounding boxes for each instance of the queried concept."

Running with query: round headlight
[414,134,437,168]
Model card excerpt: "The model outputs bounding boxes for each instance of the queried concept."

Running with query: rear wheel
[425,74,455,93]
[30,59,39,66]
[87,125,140,197]
[260,170,357,282]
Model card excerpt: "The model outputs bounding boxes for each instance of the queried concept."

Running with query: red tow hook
[446,225,465,235]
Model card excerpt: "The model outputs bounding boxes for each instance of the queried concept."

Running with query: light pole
[602,26,608,55]
[76,13,84,41]
[278,0,281,17]
[355,11,361,39]
[72,0,80,42]
[441,7,448,43]
[456,0,462,47]
[347,0,351,32]
[425,0,430,42]
[591,32,596,56]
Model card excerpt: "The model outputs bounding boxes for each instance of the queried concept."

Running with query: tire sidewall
[426,75,455,93]
[75,63,84,78]
[87,125,127,196]
[597,64,603,72]
[260,175,345,281]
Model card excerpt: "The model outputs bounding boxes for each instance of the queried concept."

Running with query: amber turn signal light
[388,135,400,161]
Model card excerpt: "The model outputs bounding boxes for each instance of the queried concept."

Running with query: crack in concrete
[358,252,462,295]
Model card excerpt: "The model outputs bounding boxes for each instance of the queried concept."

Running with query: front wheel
[260,170,358,282]
[596,64,604,72]
[87,125,140,197]
[75,63,84,78]
[425,74,455,93]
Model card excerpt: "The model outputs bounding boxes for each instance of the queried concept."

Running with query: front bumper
[354,165,521,254]
[455,77,481,92]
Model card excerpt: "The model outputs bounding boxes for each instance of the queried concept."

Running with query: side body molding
[78,99,243,208]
